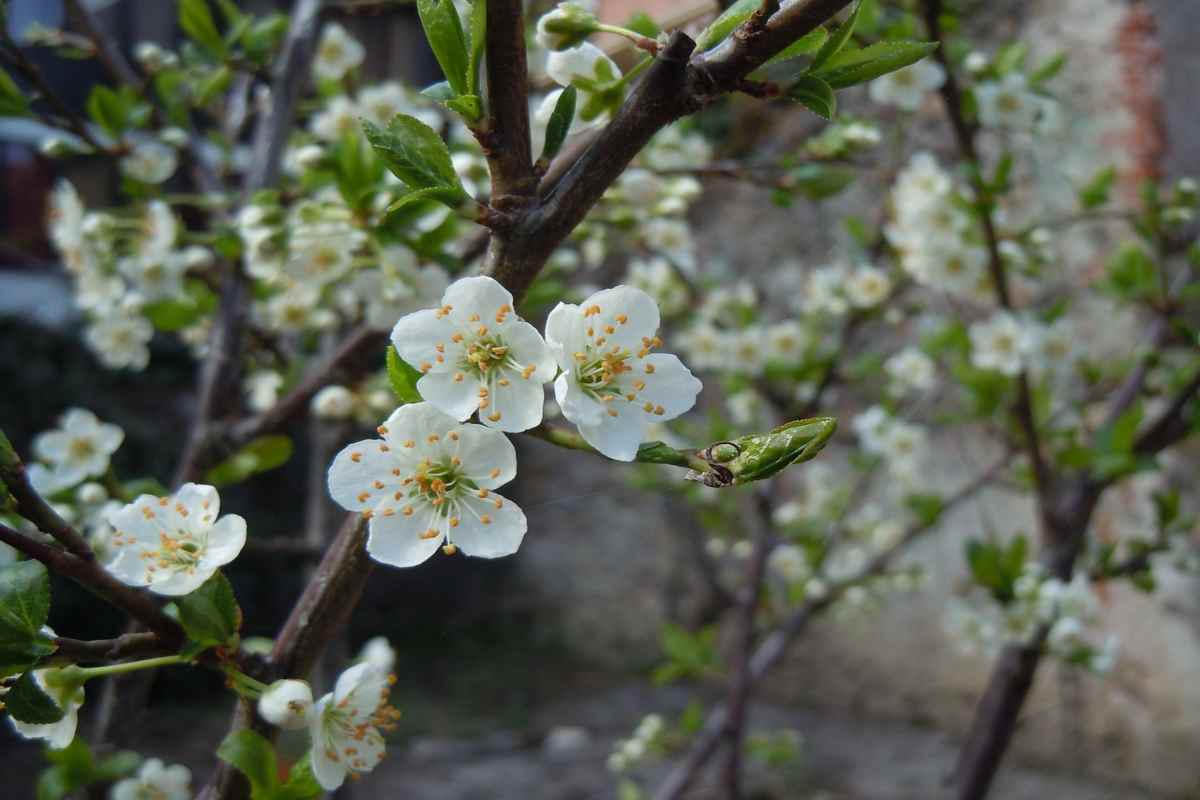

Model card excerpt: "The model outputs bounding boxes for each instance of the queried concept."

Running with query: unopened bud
[257,679,313,730]
[535,3,600,51]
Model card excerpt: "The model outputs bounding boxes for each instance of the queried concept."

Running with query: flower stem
[74,653,187,680]
[596,24,660,54]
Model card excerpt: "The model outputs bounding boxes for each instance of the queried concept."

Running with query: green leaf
[695,0,758,52]
[387,345,424,404]
[445,93,482,121]
[1029,52,1067,86]
[362,115,468,208]
[1079,166,1116,210]
[762,27,829,68]
[85,85,133,139]
[0,561,55,677]
[1103,242,1157,300]
[789,163,855,199]
[332,131,385,211]
[179,0,228,58]
[810,1,860,71]
[217,730,279,798]
[175,572,241,648]
[788,74,836,120]
[6,671,65,724]
[420,81,456,103]
[812,40,938,89]
[0,67,30,117]
[904,493,944,527]
[539,85,577,163]
[467,0,487,96]
[275,755,323,800]
[625,11,659,37]
[417,0,471,96]
[204,435,294,487]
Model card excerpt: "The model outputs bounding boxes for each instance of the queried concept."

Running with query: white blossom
[313,23,365,82]
[546,286,702,461]
[110,759,191,800]
[33,408,124,487]
[86,310,153,371]
[535,3,599,51]
[975,73,1041,130]
[258,680,314,730]
[969,311,1036,376]
[245,370,284,413]
[309,662,399,790]
[359,636,396,673]
[105,483,247,596]
[328,402,527,567]
[868,59,945,111]
[391,276,557,432]
[310,95,361,141]
[885,347,937,394]
[120,140,178,184]
[312,385,357,419]
[358,81,440,130]
[844,264,893,308]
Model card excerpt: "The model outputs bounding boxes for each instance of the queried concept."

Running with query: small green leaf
[762,27,829,68]
[1029,52,1067,86]
[362,115,468,208]
[539,85,577,163]
[417,0,471,97]
[175,572,240,648]
[790,163,855,199]
[1079,166,1116,210]
[467,0,487,96]
[905,493,944,527]
[788,74,836,120]
[85,85,134,139]
[217,730,279,798]
[812,41,938,89]
[275,755,323,800]
[809,1,861,71]
[445,93,482,121]
[420,81,456,103]
[0,67,30,117]
[204,435,293,487]
[0,560,55,676]
[387,345,424,404]
[6,671,65,724]
[695,0,758,52]
[179,0,228,58]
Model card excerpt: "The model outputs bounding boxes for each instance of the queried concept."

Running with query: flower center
[69,437,96,460]
[144,530,205,572]
[461,335,512,377]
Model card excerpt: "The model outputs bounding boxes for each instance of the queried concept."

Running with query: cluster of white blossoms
[607,713,664,773]
[852,405,927,482]
[677,281,811,378]
[46,182,213,370]
[104,483,247,596]
[801,261,894,316]
[257,658,401,791]
[328,276,701,568]
[968,311,1078,378]
[948,565,1117,672]
[885,152,992,300]
[110,758,192,800]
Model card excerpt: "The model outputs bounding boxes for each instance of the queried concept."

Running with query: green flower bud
[693,417,837,487]
[535,3,600,51]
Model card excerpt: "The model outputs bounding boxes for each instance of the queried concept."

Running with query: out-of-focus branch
[49,633,166,665]
[720,488,775,799]
[653,456,1009,800]
[483,0,536,206]
[1132,368,1200,456]
[0,435,93,560]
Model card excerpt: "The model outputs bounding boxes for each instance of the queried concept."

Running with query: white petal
[554,373,604,427]
[451,492,526,559]
[60,408,98,432]
[544,302,584,367]
[636,353,703,421]
[203,514,247,567]
[578,411,644,461]
[365,505,444,567]
[327,440,403,512]
[580,285,660,350]
[482,373,544,432]
[500,320,557,382]
[390,308,455,372]
[95,423,125,454]
[381,402,461,460]
[33,431,71,463]
[150,567,212,596]
[416,370,481,421]
[453,424,517,489]
[175,483,220,523]
[309,698,349,791]
[334,662,388,718]
[442,276,513,326]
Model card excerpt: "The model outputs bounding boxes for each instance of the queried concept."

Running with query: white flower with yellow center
[868,59,945,111]
[86,309,154,371]
[33,408,124,487]
[120,140,178,184]
[110,758,191,800]
[391,276,557,433]
[969,311,1034,376]
[313,23,364,82]
[309,662,400,790]
[328,402,527,567]
[105,483,247,596]
[545,286,702,461]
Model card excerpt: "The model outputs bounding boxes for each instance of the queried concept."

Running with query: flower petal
[554,373,604,427]
[482,372,544,432]
[365,505,444,567]
[578,410,644,461]
[416,370,481,421]
[635,353,703,421]
[451,491,526,559]
[203,514,246,567]
[390,308,455,373]
[500,319,557,381]
[328,440,402,512]
[453,424,517,489]
[580,285,660,350]
[544,302,584,368]
[442,275,513,327]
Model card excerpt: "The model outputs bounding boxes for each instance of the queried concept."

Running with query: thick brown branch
[49,633,166,665]
[0,441,93,560]
[483,0,536,205]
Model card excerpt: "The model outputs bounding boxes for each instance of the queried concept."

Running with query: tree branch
[483,0,536,206]
[49,633,166,665]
